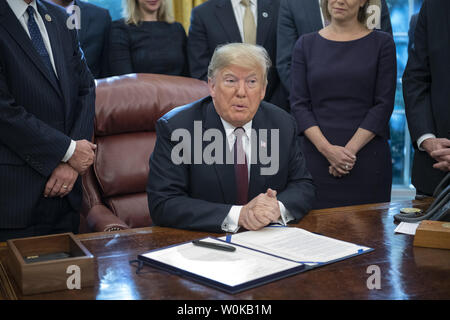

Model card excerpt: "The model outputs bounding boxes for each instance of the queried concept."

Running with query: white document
[140,227,372,290]
[220,227,371,264]
[394,222,420,235]
[140,237,300,287]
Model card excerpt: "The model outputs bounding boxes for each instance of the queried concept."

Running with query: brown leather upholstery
[80,74,209,232]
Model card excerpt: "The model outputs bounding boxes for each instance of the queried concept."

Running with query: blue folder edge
[137,237,374,295]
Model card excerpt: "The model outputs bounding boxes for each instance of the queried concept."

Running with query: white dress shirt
[219,118,294,233]
[417,133,436,151]
[6,0,76,162]
[231,0,258,42]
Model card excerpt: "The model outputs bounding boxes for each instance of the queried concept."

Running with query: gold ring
[345,165,349,170]
[63,185,68,189]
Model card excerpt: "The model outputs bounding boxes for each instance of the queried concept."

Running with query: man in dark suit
[407,13,418,54]
[0,0,96,241]
[403,0,450,196]
[147,43,315,233]
[48,0,112,78]
[187,0,289,111]
[277,0,393,93]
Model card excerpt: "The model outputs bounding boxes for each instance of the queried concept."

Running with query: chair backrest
[92,73,209,228]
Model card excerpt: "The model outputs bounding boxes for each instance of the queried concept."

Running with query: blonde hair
[207,43,271,84]
[123,0,174,25]
[320,0,370,25]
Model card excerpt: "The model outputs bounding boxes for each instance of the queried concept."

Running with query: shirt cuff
[277,201,294,225]
[61,140,76,162]
[221,205,242,233]
[417,133,436,151]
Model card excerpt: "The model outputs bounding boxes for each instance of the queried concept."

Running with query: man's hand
[431,148,450,172]
[68,139,97,174]
[422,138,450,172]
[44,163,79,198]
[421,138,450,157]
[238,189,280,231]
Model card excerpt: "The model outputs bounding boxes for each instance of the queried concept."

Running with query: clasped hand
[423,138,450,172]
[238,188,281,231]
[323,145,356,178]
[44,139,96,198]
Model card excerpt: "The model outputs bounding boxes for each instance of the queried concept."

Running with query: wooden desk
[1,199,449,300]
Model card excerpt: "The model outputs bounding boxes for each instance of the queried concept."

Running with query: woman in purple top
[290,0,396,209]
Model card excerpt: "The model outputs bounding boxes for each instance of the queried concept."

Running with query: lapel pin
[262,12,268,18]
[45,14,52,22]
[260,140,267,148]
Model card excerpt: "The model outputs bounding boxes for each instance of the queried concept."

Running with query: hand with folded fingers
[324,145,356,177]
[44,163,79,198]
[430,147,450,172]
[238,189,280,231]
[68,139,97,174]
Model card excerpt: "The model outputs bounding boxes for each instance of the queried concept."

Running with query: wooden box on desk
[414,220,450,250]
[6,233,95,295]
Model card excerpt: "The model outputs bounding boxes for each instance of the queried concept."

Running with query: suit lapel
[204,100,237,205]
[0,0,61,97]
[75,0,87,43]
[38,1,70,124]
[215,0,242,42]
[256,0,273,46]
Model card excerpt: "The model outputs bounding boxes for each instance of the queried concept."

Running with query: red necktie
[234,127,248,205]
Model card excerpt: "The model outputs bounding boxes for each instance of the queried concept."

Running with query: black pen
[192,240,236,252]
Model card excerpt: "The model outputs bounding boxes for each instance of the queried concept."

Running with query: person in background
[49,0,112,78]
[277,0,392,96]
[0,0,96,241]
[187,0,289,111]
[109,0,188,76]
[147,43,315,233]
[407,13,418,55]
[403,0,450,197]
[290,0,396,209]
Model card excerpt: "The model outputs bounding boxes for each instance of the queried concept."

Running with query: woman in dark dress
[109,0,188,76]
[290,0,396,209]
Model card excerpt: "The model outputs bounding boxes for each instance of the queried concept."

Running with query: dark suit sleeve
[402,1,435,146]
[68,27,95,142]
[290,36,318,134]
[178,23,190,77]
[276,0,297,92]
[99,11,112,78]
[407,14,418,54]
[187,7,211,81]
[277,118,316,222]
[359,35,396,139]
[380,0,393,34]
[147,118,233,233]
[0,60,70,177]
[109,21,133,76]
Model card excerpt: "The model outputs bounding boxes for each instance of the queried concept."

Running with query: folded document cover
[138,227,373,294]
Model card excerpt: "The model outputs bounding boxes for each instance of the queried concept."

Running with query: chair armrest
[81,164,129,232]
[86,204,130,232]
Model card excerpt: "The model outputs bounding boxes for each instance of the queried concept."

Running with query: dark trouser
[0,196,79,242]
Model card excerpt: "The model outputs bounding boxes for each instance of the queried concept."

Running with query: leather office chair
[80,74,209,232]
